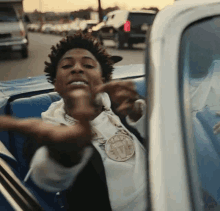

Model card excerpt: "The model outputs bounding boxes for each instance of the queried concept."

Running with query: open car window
[180,16,220,211]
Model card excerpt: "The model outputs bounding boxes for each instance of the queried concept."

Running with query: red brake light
[124,20,131,32]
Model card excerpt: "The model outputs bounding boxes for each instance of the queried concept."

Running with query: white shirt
[29,93,147,211]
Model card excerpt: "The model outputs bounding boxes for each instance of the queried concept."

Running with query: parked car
[60,23,72,36]
[41,24,53,34]
[0,5,28,58]
[67,22,81,36]
[27,23,40,32]
[48,24,57,34]
[91,9,157,49]
[22,14,31,45]
[79,19,98,34]
[52,24,63,35]
[2,0,220,210]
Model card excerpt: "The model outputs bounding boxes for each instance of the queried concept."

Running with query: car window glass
[128,13,156,26]
[0,7,18,22]
[180,16,220,211]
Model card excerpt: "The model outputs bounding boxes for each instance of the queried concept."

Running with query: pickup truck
[0,0,29,58]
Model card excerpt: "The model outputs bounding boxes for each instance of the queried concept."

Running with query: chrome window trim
[0,158,43,210]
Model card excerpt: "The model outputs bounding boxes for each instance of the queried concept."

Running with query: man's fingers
[69,90,95,121]
[0,116,51,141]
[0,116,43,133]
[0,116,19,130]
[116,100,134,116]
[113,90,139,104]
[95,80,137,95]
[0,115,93,152]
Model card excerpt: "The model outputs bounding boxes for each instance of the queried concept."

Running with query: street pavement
[0,33,146,82]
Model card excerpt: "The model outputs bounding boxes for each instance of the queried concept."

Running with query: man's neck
[64,104,103,121]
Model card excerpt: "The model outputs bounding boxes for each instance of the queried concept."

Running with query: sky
[23,0,175,12]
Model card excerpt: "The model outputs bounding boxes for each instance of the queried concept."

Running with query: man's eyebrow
[82,56,96,62]
[60,57,73,63]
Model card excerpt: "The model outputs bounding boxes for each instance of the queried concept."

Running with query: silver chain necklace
[64,110,135,162]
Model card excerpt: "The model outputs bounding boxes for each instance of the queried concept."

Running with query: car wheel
[21,47,28,59]
[115,33,123,49]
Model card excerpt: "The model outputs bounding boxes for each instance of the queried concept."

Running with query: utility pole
[98,0,103,23]
[39,0,43,31]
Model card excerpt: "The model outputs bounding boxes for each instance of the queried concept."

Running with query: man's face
[54,48,104,99]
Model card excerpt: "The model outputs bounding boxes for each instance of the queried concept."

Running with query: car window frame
[145,24,153,211]
[148,2,220,211]
[178,19,207,211]
[178,15,220,211]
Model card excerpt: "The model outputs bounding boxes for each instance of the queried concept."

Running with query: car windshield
[180,16,220,210]
[0,7,18,22]
[128,13,156,26]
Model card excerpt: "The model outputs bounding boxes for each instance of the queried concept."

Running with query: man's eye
[84,64,94,68]
[62,65,72,69]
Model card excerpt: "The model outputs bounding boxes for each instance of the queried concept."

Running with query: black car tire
[115,33,123,49]
[21,47,28,59]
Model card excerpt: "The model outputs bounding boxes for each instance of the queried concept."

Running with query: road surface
[0,33,146,81]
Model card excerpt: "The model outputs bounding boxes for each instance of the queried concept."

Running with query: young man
[0,32,147,211]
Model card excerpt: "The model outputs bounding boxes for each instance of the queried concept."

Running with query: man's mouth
[68,78,89,86]
[70,81,88,86]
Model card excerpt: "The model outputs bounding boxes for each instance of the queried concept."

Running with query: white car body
[41,24,53,34]
[149,0,220,210]
[0,3,28,58]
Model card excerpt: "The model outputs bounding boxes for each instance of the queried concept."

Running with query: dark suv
[91,10,157,49]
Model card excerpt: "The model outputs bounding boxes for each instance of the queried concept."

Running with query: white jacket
[29,93,147,211]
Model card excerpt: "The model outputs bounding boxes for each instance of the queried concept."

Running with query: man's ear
[54,79,57,91]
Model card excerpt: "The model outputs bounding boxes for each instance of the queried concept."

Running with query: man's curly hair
[44,32,114,84]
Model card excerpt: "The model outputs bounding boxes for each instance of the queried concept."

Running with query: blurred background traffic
[0,0,174,81]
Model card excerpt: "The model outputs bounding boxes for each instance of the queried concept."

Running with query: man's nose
[71,62,84,74]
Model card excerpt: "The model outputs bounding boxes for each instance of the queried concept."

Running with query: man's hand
[0,90,95,167]
[95,80,145,122]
